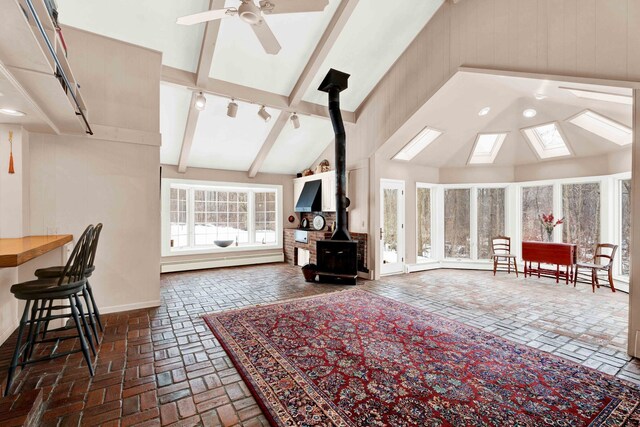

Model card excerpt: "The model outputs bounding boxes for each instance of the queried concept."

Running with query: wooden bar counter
[0,235,72,268]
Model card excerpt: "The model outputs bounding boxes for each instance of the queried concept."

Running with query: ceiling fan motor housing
[239,1,262,24]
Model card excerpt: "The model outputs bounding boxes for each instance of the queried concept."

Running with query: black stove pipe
[318,69,351,241]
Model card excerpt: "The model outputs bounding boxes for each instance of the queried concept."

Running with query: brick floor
[0,264,637,426]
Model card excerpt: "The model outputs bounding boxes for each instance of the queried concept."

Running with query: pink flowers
[540,213,564,233]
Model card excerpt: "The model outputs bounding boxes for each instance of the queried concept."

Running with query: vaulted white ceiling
[379,72,633,168]
[55,0,445,174]
[57,0,207,72]
[209,0,341,95]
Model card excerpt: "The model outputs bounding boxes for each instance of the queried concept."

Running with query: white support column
[628,89,640,357]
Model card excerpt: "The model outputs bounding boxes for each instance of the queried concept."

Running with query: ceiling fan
[176,0,329,55]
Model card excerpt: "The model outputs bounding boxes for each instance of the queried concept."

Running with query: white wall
[28,133,161,312]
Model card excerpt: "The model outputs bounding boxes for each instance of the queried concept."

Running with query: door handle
[380,227,383,240]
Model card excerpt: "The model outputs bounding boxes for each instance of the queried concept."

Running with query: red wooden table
[522,241,577,284]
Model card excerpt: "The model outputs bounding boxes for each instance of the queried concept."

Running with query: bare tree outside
[622,179,631,276]
[382,189,399,263]
[477,188,506,259]
[562,183,600,262]
[444,189,470,258]
[417,187,431,261]
[522,186,553,241]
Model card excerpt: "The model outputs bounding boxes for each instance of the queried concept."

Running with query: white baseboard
[100,300,161,314]
[406,262,442,273]
[161,253,285,273]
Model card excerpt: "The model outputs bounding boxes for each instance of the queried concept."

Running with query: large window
[521,185,553,241]
[621,179,631,276]
[416,187,431,262]
[166,182,281,253]
[444,189,470,258]
[193,190,249,245]
[562,183,600,262]
[477,188,505,259]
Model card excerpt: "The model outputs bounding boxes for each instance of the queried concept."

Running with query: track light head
[227,99,238,118]
[291,113,300,129]
[258,105,271,122]
[194,92,206,111]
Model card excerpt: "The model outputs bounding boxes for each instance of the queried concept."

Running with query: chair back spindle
[59,225,94,285]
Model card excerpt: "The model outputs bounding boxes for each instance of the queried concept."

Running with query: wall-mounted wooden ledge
[0,235,72,268]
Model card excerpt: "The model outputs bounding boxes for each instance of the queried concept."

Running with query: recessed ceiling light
[535,93,547,100]
[523,108,537,118]
[478,107,491,116]
[561,87,632,105]
[393,127,443,161]
[0,108,26,117]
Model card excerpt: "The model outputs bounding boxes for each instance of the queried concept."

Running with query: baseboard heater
[161,253,284,273]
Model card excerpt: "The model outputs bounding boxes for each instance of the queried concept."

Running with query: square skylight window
[393,127,442,161]
[468,133,507,164]
[568,110,632,146]
[561,87,632,105]
[522,122,571,159]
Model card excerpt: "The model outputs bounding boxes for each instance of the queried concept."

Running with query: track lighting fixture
[257,105,271,122]
[194,92,206,111]
[227,99,238,118]
[291,113,300,129]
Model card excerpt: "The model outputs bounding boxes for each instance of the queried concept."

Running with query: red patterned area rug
[203,290,640,426]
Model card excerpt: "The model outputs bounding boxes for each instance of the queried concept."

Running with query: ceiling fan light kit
[177,0,329,55]
[238,1,262,24]
[258,105,271,122]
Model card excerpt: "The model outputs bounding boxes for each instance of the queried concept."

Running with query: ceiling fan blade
[250,20,282,55]
[259,0,329,14]
[176,8,236,25]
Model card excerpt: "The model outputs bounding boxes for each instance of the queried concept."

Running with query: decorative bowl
[214,240,234,248]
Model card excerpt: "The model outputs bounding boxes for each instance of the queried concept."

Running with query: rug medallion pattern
[204,290,640,426]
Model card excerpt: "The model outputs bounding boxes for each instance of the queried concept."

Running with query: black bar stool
[35,223,103,343]
[4,226,95,396]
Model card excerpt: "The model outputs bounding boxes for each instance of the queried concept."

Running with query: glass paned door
[380,180,405,275]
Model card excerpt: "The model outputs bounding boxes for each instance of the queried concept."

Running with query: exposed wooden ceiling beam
[247,111,290,178]
[176,0,226,173]
[196,0,226,87]
[247,0,359,177]
[289,0,359,106]
[177,92,201,173]
[162,65,356,123]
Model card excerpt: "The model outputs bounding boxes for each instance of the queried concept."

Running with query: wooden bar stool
[35,223,104,342]
[4,226,95,396]
[492,236,519,277]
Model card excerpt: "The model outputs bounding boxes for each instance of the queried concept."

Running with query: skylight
[468,133,507,164]
[568,110,632,146]
[393,127,442,161]
[561,87,632,105]
[522,122,571,159]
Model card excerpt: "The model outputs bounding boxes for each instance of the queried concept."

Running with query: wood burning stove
[310,69,358,285]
